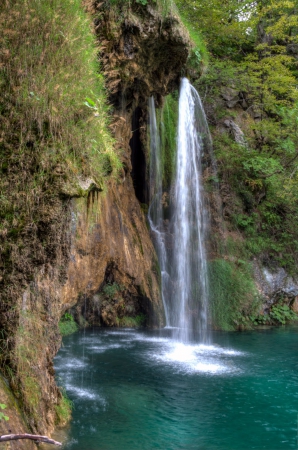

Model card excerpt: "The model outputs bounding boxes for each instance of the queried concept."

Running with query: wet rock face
[60,1,192,330]
[254,262,298,311]
[61,188,163,328]
[90,1,190,108]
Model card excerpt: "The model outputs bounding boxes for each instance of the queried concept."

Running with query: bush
[55,393,72,425]
[118,314,146,327]
[59,313,78,336]
[251,302,298,326]
[208,259,260,330]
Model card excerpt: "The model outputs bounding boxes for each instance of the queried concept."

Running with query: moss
[103,282,122,298]
[151,257,161,288]
[108,0,176,19]
[55,394,72,426]
[147,272,153,291]
[131,220,144,255]
[159,92,178,189]
[208,258,260,331]
[118,314,146,327]
[59,313,79,336]
[174,2,209,70]
[23,376,41,410]
[140,203,149,215]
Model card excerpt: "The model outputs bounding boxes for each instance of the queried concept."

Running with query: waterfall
[149,78,212,343]
[148,97,170,325]
[172,78,211,342]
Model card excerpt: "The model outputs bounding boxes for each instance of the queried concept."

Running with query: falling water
[172,77,211,342]
[149,78,212,343]
[148,96,170,325]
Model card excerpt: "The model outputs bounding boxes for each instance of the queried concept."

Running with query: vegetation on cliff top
[106,0,208,70]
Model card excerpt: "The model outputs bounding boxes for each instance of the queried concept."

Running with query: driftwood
[0,433,62,446]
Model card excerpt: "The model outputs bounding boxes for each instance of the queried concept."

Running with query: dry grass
[0,0,121,183]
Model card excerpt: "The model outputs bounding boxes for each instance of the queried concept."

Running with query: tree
[177,0,298,271]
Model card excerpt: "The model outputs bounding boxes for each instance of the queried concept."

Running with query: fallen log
[0,433,62,446]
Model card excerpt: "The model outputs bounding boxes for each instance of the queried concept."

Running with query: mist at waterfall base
[148,78,212,342]
[54,327,298,450]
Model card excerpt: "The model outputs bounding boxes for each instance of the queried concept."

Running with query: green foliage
[55,393,72,425]
[269,302,298,325]
[108,0,175,18]
[255,0,298,45]
[173,7,209,69]
[59,313,78,336]
[200,60,298,272]
[0,403,9,422]
[251,302,298,326]
[174,0,254,59]
[118,314,146,327]
[233,213,256,231]
[208,259,260,330]
[102,283,122,298]
[0,0,121,184]
[160,92,178,188]
[194,0,298,274]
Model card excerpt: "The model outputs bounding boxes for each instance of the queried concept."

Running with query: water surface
[54,327,298,450]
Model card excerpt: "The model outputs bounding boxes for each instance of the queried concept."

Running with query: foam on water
[134,335,172,344]
[105,330,138,337]
[60,358,87,369]
[149,341,244,375]
[54,327,298,450]
[63,385,107,405]
[87,343,123,352]
[75,331,245,375]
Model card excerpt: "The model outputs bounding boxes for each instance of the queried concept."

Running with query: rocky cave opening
[129,106,148,204]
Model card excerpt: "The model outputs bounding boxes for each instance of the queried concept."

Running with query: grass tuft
[55,393,73,425]
[59,313,79,336]
[208,259,260,331]
[0,0,121,187]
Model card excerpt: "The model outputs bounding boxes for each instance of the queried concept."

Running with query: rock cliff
[0,0,192,439]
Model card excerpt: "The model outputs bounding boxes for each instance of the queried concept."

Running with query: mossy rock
[0,375,36,450]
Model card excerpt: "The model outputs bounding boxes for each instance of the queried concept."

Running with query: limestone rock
[223,119,246,146]
[220,87,239,108]
[254,263,298,311]
[94,1,191,106]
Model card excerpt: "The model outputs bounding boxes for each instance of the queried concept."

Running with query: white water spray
[172,78,211,342]
[148,97,170,325]
[149,78,212,342]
